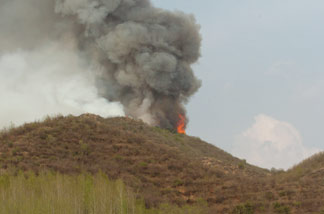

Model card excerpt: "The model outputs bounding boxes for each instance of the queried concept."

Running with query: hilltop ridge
[0,114,323,213]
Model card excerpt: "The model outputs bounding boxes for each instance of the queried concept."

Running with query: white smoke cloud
[232,114,319,170]
[0,42,124,129]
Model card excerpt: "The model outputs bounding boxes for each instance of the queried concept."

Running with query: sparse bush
[46,134,56,144]
[8,142,13,148]
[238,162,245,169]
[292,201,301,207]
[138,161,148,169]
[265,191,274,200]
[11,148,19,156]
[114,154,123,161]
[79,140,90,155]
[173,179,184,187]
[273,202,290,214]
[271,168,285,174]
[232,202,254,214]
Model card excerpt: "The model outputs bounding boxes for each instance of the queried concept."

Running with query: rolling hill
[0,114,323,213]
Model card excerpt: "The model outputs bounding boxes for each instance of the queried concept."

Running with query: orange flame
[177,114,186,134]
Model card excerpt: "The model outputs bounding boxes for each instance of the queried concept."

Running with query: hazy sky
[1,0,323,170]
[152,0,324,169]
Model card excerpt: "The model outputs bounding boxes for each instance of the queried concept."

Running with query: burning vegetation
[177,114,186,134]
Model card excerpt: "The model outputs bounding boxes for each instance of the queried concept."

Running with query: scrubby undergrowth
[0,114,324,213]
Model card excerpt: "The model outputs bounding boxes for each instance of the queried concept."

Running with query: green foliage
[238,163,245,169]
[79,140,90,155]
[173,179,184,187]
[8,141,13,148]
[232,202,255,214]
[11,148,18,156]
[292,201,301,207]
[273,202,290,214]
[0,171,207,214]
[46,134,56,144]
[278,190,294,198]
[138,161,148,168]
[0,171,142,214]
[114,154,123,161]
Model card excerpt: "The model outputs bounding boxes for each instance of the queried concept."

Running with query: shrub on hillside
[232,202,255,214]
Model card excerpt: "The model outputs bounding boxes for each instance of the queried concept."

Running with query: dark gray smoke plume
[1,0,201,130]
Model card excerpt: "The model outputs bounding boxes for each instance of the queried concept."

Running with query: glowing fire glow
[177,114,186,134]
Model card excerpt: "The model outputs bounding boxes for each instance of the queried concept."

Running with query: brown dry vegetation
[0,114,323,213]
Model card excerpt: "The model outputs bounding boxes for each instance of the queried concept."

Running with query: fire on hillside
[177,114,186,134]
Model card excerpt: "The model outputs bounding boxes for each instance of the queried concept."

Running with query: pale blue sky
[153,0,324,169]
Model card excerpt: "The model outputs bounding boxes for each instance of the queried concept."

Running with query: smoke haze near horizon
[0,0,201,130]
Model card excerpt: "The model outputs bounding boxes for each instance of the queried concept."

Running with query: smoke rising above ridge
[0,0,202,130]
[0,42,125,129]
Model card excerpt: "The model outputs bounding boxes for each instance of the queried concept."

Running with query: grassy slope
[0,114,323,213]
[0,171,208,214]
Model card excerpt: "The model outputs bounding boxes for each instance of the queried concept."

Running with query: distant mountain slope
[0,114,323,213]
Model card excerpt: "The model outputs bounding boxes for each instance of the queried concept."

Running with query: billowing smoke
[0,0,201,130]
